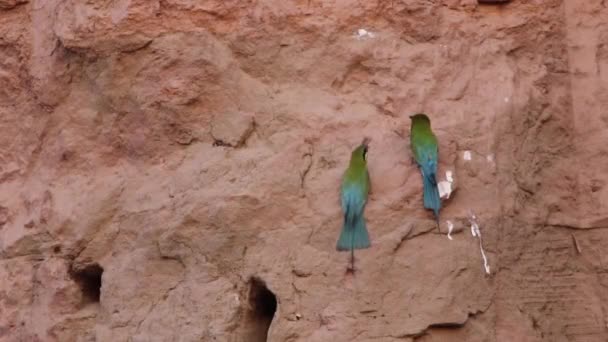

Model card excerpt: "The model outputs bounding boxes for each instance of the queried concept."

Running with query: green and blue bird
[337,138,371,271]
[409,113,441,230]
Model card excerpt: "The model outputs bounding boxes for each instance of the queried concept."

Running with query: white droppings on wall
[486,154,494,163]
[463,151,472,161]
[468,211,490,274]
[447,220,454,240]
[355,28,375,39]
[438,170,454,199]
[446,170,453,182]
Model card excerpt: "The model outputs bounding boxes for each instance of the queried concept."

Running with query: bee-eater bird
[409,113,441,230]
[337,137,371,272]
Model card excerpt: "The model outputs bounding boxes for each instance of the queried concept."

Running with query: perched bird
[337,137,371,272]
[409,113,441,230]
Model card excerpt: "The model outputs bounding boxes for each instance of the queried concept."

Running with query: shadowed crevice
[71,263,103,304]
[241,277,277,342]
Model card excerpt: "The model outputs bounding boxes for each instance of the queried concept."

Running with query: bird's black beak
[361,137,371,147]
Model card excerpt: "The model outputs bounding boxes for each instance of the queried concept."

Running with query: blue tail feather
[422,171,441,220]
[336,214,370,251]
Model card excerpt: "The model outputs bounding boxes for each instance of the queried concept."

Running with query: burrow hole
[71,263,104,304]
[244,277,277,342]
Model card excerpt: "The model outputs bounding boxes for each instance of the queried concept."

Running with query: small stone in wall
[478,0,511,3]
[211,111,255,148]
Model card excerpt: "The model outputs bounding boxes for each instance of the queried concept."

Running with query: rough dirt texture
[1,0,608,341]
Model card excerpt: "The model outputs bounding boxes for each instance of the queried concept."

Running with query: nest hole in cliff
[243,277,277,342]
[71,263,104,304]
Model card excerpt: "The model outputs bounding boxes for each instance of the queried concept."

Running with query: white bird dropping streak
[468,211,490,274]
[447,220,454,240]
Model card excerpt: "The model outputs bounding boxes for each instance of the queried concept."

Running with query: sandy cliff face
[1,0,608,341]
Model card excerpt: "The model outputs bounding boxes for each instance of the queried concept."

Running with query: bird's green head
[351,137,370,164]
